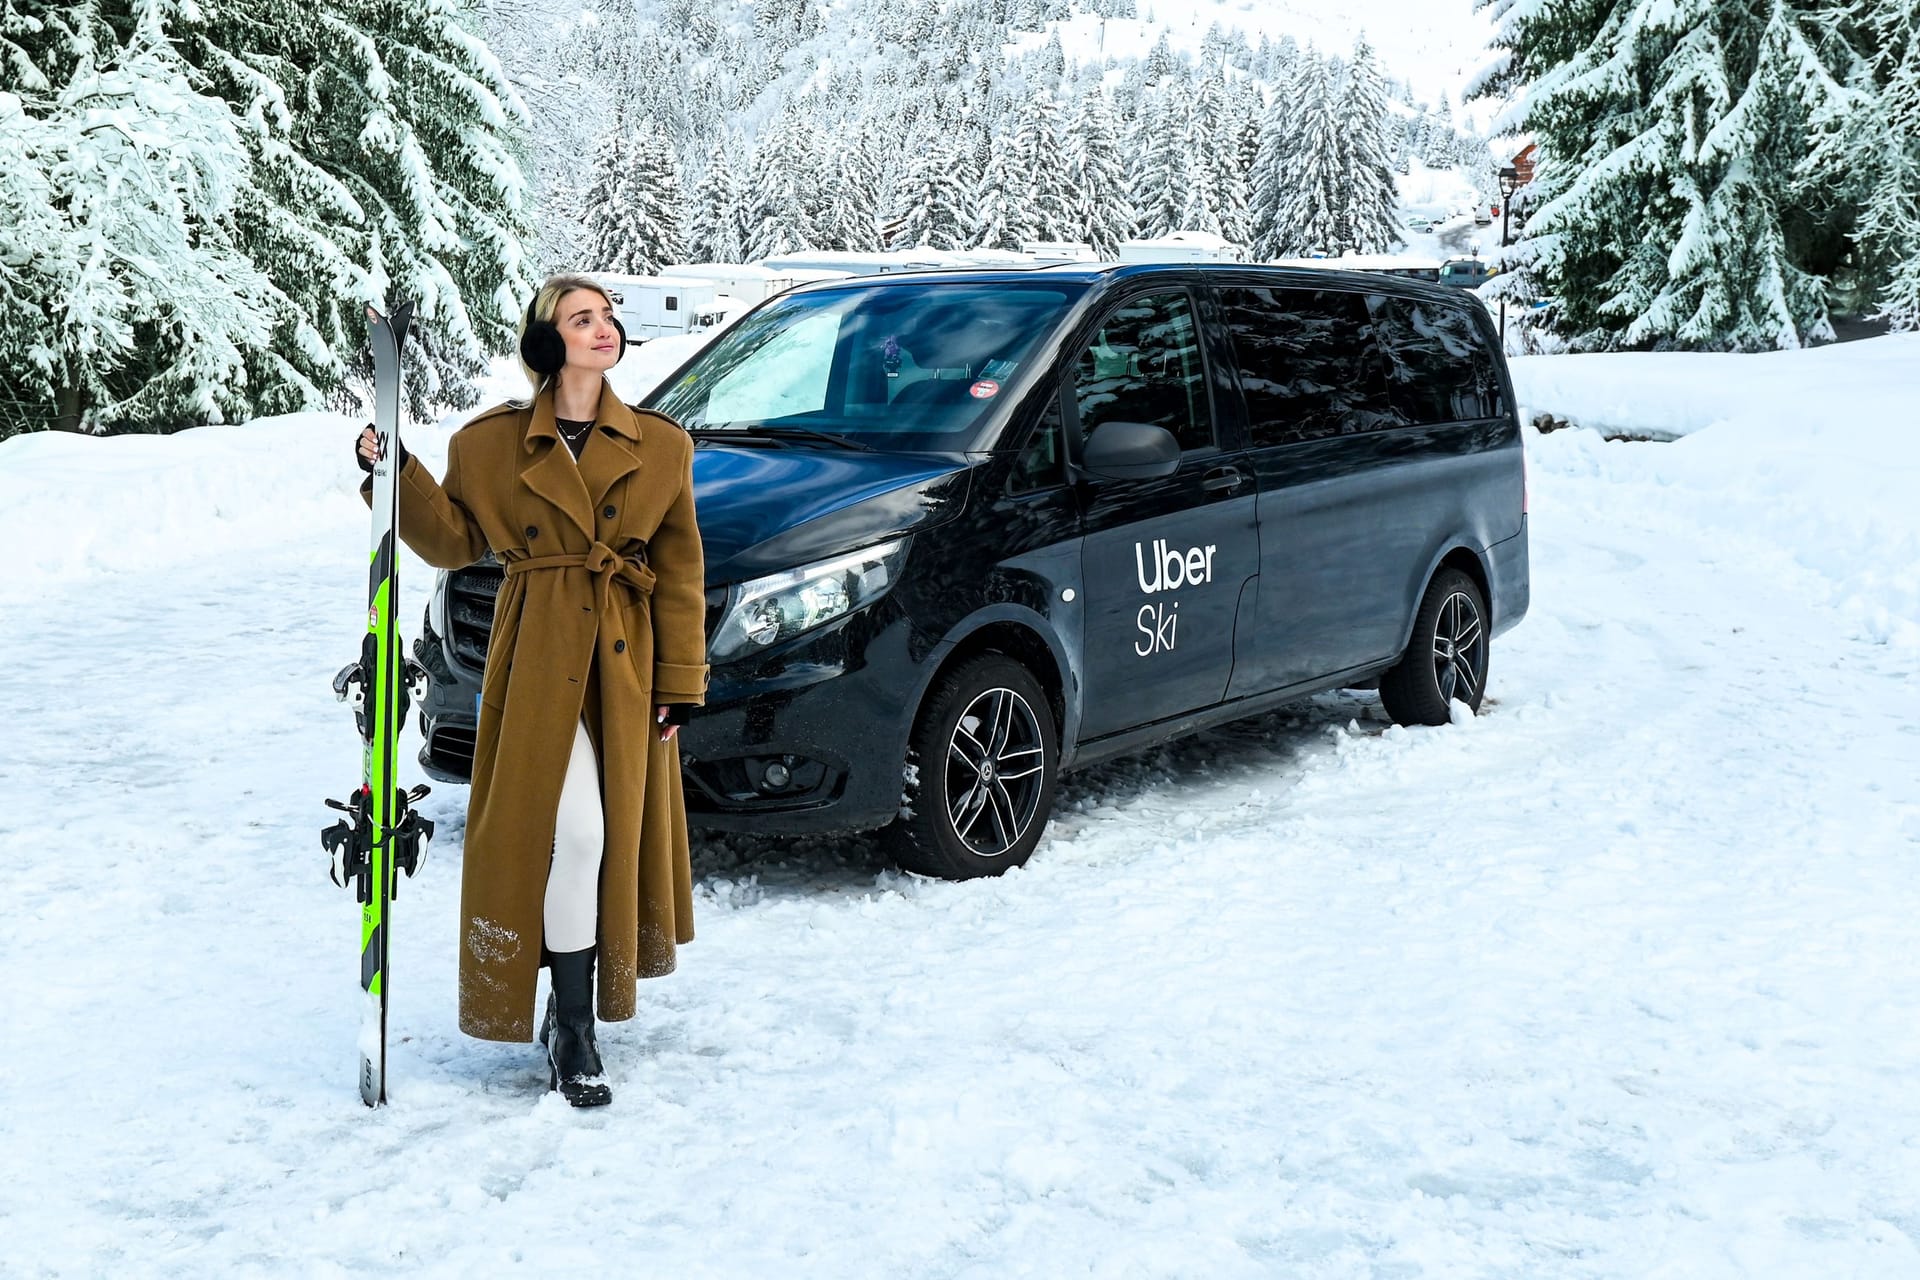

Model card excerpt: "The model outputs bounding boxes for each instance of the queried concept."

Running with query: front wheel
[1379,568,1490,726]
[891,655,1059,880]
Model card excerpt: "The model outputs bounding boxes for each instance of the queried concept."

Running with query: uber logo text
[1133,539,1216,657]
[1135,539,1217,594]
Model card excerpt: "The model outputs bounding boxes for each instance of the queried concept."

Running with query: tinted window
[1220,286,1392,446]
[648,282,1082,450]
[1071,291,1212,452]
[1366,294,1503,424]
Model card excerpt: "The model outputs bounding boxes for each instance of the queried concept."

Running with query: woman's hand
[656,704,694,741]
[354,423,409,474]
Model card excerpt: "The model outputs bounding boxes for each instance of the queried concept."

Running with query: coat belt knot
[504,541,658,625]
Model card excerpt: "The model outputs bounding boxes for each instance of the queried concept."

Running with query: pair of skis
[321,301,433,1107]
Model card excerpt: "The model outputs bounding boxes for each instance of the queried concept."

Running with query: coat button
[614,639,626,654]
[603,504,616,519]
[525,525,538,540]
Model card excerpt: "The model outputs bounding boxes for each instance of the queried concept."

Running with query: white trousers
[546,716,604,953]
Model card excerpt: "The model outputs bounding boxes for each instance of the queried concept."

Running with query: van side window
[1009,399,1065,493]
[1365,295,1503,424]
[1220,287,1392,446]
[1071,291,1212,452]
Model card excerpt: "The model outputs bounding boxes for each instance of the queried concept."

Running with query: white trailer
[1115,232,1248,264]
[1020,241,1099,263]
[659,263,853,306]
[591,274,726,342]
[757,251,953,278]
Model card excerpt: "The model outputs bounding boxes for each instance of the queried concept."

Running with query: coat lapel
[578,381,646,510]
[520,391,594,541]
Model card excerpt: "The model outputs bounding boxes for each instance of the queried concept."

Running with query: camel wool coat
[361,381,709,1041]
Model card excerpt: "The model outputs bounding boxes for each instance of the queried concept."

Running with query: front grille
[447,558,503,667]
[442,558,725,672]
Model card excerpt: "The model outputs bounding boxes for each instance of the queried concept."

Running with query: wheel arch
[912,609,1073,751]
[1393,544,1492,660]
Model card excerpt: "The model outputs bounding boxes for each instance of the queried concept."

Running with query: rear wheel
[1379,568,1490,726]
[891,655,1058,880]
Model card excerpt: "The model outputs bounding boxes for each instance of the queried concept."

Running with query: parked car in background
[1439,258,1493,289]
[410,264,1529,880]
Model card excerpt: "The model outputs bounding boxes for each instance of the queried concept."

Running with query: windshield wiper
[690,425,873,452]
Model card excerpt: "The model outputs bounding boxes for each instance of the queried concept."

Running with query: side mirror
[1081,421,1181,482]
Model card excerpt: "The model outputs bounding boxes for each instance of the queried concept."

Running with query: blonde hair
[515,272,617,402]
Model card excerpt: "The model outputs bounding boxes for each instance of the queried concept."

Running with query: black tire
[890,655,1059,880]
[1379,568,1490,726]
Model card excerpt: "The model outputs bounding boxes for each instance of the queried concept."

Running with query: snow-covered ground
[4,337,1919,1276]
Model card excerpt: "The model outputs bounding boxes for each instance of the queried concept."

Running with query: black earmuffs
[519,293,626,377]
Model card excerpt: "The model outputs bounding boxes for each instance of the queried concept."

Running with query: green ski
[322,300,433,1107]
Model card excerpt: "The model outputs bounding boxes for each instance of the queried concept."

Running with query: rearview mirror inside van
[1081,421,1181,482]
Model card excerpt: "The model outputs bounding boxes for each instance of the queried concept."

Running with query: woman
[354,273,708,1107]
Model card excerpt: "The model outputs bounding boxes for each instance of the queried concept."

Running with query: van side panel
[1211,278,1526,696]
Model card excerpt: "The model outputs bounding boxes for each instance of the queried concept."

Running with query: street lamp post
[1497,164,1520,343]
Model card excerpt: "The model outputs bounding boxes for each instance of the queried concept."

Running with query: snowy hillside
[1016,0,1494,108]
[4,339,1920,1273]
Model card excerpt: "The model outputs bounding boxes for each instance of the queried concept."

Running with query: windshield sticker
[969,380,1000,399]
[882,336,902,378]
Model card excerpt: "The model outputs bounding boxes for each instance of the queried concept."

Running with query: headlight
[708,536,911,663]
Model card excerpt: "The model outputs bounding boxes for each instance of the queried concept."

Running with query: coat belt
[503,541,656,626]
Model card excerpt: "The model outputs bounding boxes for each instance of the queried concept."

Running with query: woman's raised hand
[355,424,380,472]
[354,424,409,474]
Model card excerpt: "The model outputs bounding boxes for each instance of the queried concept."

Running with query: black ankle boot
[545,946,611,1107]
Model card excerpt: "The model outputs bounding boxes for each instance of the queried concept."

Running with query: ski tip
[391,299,417,336]
[366,303,385,326]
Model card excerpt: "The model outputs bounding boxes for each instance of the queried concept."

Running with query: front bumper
[412,572,919,836]
[678,601,917,835]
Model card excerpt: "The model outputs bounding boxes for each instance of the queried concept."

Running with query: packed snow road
[3,340,1919,1276]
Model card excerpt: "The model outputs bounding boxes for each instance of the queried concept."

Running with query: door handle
[1201,467,1245,494]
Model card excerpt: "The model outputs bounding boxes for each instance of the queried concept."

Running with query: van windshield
[647,281,1083,451]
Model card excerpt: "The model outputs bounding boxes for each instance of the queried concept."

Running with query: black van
[408,264,1529,879]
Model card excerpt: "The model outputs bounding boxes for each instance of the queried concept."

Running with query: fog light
[762,761,792,790]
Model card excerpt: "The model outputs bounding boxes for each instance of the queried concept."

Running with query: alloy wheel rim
[944,687,1047,857]
[1432,591,1485,706]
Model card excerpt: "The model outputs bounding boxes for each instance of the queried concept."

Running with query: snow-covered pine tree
[1338,38,1401,253]
[884,124,974,250]
[1861,0,1920,328]
[1816,0,1920,329]
[170,0,535,417]
[584,127,640,272]
[1034,30,1067,91]
[746,110,819,259]
[685,134,747,264]
[624,121,688,273]
[1248,88,1293,259]
[973,121,1039,250]
[1061,87,1133,255]
[1267,52,1346,255]
[1474,0,1858,350]
[828,127,886,252]
[1128,79,1190,238]
[1018,88,1077,242]
[1177,77,1227,236]
[1223,74,1265,242]
[0,5,277,435]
